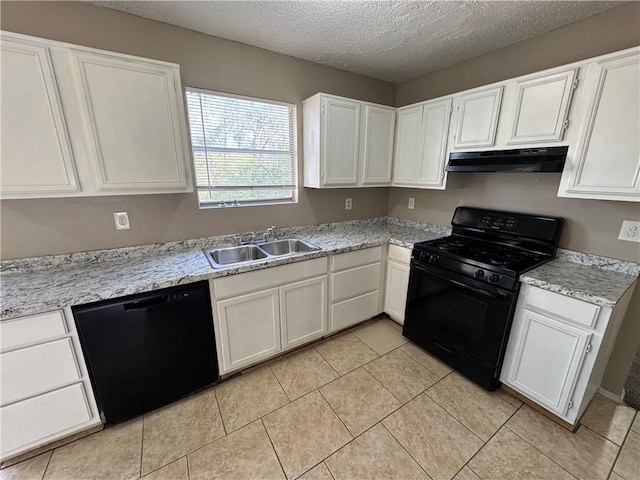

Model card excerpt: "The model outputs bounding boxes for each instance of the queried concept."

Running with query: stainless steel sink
[203,238,321,268]
[260,239,320,256]
[203,244,269,268]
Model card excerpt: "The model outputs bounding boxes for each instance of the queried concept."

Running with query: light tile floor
[2,318,639,480]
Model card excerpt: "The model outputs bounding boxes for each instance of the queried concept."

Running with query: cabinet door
[280,276,327,349]
[64,49,192,192]
[416,98,452,187]
[216,289,280,373]
[322,96,360,186]
[361,105,395,185]
[454,86,503,148]
[0,36,79,196]
[507,69,577,144]
[392,105,423,185]
[503,308,591,417]
[384,260,410,324]
[560,50,640,200]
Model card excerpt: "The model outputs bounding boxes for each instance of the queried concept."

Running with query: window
[185,88,297,207]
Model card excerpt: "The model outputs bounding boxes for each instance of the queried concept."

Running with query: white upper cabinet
[392,105,423,186]
[322,96,360,186]
[453,86,503,149]
[392,98,452,189]
[62,49,192,192]
[303,93,394,188]
[361,105,395,185]
[0,31,193,199]
[0,35,79,196]
[506,69,578,144]
[559,48,640,202]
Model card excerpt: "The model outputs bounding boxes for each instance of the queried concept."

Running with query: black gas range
[403,207,563,390]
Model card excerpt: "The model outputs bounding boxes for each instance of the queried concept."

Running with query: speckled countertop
[521,249,639,308]
[0,217,448,319]
[1,216,637,319]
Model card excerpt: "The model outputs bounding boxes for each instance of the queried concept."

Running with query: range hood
[446,146,568,173]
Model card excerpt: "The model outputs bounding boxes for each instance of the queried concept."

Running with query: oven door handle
[411,261,511,300]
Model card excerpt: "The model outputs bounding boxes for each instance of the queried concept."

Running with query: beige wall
[392,3,640,396]
[0,1,395,259]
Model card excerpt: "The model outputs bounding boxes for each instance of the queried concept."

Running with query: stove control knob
[474,269,485,278]
[489,274,500,283]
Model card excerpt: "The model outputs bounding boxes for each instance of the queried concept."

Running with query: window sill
[198,199,297,209]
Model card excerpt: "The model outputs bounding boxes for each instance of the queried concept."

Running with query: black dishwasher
[73,281,218,424]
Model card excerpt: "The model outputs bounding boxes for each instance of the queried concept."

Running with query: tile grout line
[40,450,54,480]
[139,415,145,479]
[379,421,432,479]
[322,461,337,480]
[598,410,637,480]
[185,455,191,480]
[212,387,229,436]
[259,418,288,479]
[267,363,296,403]
[449,403,525,480]
[503,422,581,480]
[312,345,342,377]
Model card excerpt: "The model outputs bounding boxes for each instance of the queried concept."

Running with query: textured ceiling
[91,1,621,83]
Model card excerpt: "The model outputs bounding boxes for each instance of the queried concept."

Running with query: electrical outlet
[408,197,415,210]
[345,198,352,210]
[114,212,130,230]
[618,220,640,242]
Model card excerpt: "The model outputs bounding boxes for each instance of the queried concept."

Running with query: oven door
[403,259,515,368]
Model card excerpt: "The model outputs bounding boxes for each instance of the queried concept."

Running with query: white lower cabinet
[501,283,635,425]
[383,245,411,324]
[0,309,100,461]
[280,276,327,350]
[502,308,591,417]
[211,258,328,375]
[329,247,383,331]
[216,288,281,373]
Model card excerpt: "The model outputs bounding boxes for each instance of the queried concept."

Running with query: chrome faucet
[263,226,278,242]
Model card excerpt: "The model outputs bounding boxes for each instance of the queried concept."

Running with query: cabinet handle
[585,344,592,353]
[568,400,574,409]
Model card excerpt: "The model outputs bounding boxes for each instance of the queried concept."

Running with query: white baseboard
[598,386,625,403]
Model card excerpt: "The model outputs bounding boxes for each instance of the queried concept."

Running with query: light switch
[408,197,415,210]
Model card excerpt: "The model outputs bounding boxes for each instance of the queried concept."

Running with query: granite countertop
[521,249,639,308]
[0,217,448,319]
[2,216,638,319]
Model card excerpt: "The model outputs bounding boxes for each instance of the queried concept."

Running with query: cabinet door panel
[322,97,360,186]
[565,51,640,198]
[507,69,577,144]
[1,383,91,458]
[67,50,190,191]
[454,86,503,148]
[504,308,590,416]
[361,105,395,185]
[280,276,327,349]
[393,106,422,185]
[1,338,81,405]
[0,37,78,195]
[384,260,410,324]
[216,289,280,373]
[331,290,380,332]
[417,98,452,187]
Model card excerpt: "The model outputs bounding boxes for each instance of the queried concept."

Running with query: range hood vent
[446,146,568,173]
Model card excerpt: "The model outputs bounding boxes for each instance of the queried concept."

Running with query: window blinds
[185,88,297,206]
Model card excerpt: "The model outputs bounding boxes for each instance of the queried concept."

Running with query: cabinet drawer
[1,383,92,456]
[1,338,81,405]
[332,263,381,302]
[387,245,411,265]
[331,246,382,271]
[526,287,600,328]
[1,311,68,352]
[213,257,327,299]
[331,290,380,331]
